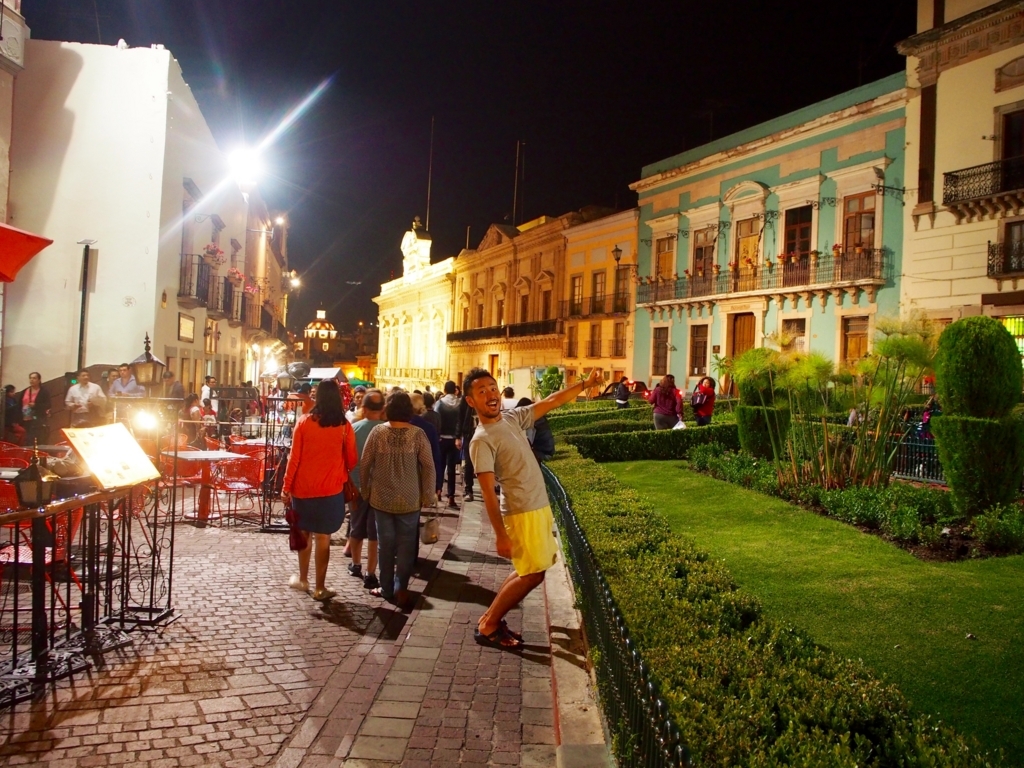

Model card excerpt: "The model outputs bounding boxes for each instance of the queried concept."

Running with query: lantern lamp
[276,370,295,393]
[612,245,623,264]
[131,333,167,390]
[14,446,59,508]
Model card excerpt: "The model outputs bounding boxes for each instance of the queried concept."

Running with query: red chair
[0,457,28,469]
[0,504,85,612]
[210,456,262,523]
[0,448,35,462]
[204,436,221,451]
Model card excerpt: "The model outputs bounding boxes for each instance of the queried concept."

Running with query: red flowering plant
[203,243,226,266]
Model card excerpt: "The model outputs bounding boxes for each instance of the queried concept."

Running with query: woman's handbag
[343,479,360,504]
[420,501,440,545]
[285,503,307,552]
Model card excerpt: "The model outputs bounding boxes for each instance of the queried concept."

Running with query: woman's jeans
[695,415,712,427]
[653,412,678,430]
[373,508,420,599]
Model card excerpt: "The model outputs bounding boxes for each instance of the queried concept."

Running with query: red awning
[0,222,53,282]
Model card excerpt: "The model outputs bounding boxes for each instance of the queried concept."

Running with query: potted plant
[202,243,226,267]
[696,268,704,278]
[683,269,692,279]
[728,261,738,273]
[833,243,842,259]
[226,267,244,284]
[713,263,721,275]
[789,251,799,265]
[809,249,821,264]
[764,259,774,270]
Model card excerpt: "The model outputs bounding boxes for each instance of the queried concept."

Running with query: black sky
[26,1,916,332]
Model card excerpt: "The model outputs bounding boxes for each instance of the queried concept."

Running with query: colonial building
[447,211,608,389]
[561,208,639,385]
[898,0,1024,348]
[374,219,454,392]
[5,38,292,392]
[630,75,907,390]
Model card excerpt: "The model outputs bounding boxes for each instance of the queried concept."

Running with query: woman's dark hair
[310,379,345,427]
[185,393,199,407]
[422,391,435,409]
[516,397,532,408]
[658,374,676,391]
[385,390,414,422]
[702,377,716,391]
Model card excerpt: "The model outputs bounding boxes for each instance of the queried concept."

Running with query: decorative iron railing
[637,249,886,305]
[508,318,560,337]
[224,279,242,324]
[988,240,1024,278]
[943,156,1024,206]
[543,468,690,767]
[242,295,261,330]
[561,294,632,318]
[447,325,505,343]
[178,254,212,306]
[610,338,626,358]
[586,339,603,358]
[565,340,578,358]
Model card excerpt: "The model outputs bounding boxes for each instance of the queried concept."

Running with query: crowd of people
[281,368,599,650]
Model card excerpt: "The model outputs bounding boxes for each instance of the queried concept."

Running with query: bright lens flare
[134,410,158,431]
[258,75,334,152]
[228,147,265,186]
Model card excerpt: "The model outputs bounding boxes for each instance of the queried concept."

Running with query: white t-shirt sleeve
[509,406,535,432]
[469,431,496,476]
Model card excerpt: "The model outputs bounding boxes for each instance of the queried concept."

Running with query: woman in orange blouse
[282,379,358,601]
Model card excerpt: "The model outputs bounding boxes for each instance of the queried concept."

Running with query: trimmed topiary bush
[547,405,652,434]
[565,423,739,462]
[556,419,655,437]
[935,316,1022,418]
[735,405,790,460]
[932,415,1024,515]
[933,316,1024,515]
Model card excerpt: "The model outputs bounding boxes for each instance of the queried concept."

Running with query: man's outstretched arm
[533,368,602,420]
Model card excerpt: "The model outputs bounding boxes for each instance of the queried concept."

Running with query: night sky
[26,1,915,332]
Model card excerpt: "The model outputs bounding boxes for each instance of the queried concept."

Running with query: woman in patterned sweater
[359,390,436,610]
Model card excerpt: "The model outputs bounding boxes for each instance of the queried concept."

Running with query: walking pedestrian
[200,376,218,415]
[691,377,716,427]
[501,387,517,411]
[19,372,51,444]
[466,366,601,649]
[411,392,444,501]
[347,388,384,590]
[646,374,682,429]
[359,390,435,610]
[434,380,462,508]
[346,385,367,424]
[162,370,185,400]
[458,394,478,503]
[4,385,25,445]
[64,370,107,427]
[282,379,358,602]
[614,377,631,409]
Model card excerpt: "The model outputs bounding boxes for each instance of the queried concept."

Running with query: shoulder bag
[420,500,440,545]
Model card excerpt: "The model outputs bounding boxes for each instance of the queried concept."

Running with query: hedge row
[556,419,656,437]
[565,423,739,461]
[546,447,986,766]
[547,404,652,433]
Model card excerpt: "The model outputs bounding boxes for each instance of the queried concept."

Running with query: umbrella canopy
[347,378,374,388]
[0,222,52,282]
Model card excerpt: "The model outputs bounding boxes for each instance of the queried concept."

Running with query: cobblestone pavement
[0,486,560,767]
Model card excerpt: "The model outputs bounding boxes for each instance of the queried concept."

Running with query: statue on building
[400,216,432,276]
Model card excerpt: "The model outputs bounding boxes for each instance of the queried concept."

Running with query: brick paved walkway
[0,488,563,767]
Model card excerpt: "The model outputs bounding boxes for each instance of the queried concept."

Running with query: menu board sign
[63,423,161,489]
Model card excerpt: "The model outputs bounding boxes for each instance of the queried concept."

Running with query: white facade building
[6,39,286,392]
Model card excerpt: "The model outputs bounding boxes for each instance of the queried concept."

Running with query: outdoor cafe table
[161,449,243,526]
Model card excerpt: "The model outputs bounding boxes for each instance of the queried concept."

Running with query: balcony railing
[377,368,444,381]
[943,156,1024,207]
[224,280,242,325]
[447,318,562,344]
[988,240,1024,278]
[636,249,886,305]
[560,293,631,319]
[242,294,261,331]
[206,279,225,318]
[585,339,603,358]
[178,254,212,307]
[610,338,626,358]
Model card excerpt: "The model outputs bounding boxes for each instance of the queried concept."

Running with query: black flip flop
[474,626,523,650]
[500,620,523,643]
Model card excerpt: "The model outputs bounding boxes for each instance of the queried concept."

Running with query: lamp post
[76,239,97,371]
[276,370,294,393]
[130,334,167,396]
[612,244,639,283]
[14,444,58,509]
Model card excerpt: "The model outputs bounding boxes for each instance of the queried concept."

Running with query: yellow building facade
[899,0,1024,348]
[561,208,639,385]
[374,220,455,392]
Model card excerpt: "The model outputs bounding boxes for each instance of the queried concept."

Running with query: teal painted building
[629,74,906,391]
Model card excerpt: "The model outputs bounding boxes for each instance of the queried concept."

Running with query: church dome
[304,310,338,339]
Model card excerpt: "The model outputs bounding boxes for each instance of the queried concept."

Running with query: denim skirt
[293,492,346,534]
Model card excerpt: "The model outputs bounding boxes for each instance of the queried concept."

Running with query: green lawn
[605,461,1024,762]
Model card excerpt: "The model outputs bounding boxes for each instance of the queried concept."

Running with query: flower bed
[546,446,987,765]
[565,423,738,461]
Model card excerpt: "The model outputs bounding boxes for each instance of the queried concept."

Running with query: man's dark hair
[516,397,532,408]
[119,363,130,369]
[385,390,414,422]
[78,369,89,376]
[463,367,495,398]
[503,387,514,398]
[363,389,385,412]
[297,383,313,394]
[310,379,344,427]
[422,391,435,409]
[443,380,457,395]
[162,370,174,379]
[4,385,15,394]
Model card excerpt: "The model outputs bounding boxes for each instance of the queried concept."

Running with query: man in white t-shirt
[64,370,107,427]
[200,376,219,415]
[465,366,601,650]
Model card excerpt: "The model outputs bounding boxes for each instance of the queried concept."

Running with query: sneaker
[363,573,379,590]
[288,575,308,593]
[347,563,362,578]
[310,588,337,601]
[464,492,474,503]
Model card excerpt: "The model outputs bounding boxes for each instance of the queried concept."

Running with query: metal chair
[210,456,263,524]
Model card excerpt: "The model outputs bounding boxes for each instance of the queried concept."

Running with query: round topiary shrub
[932,415,1024,515]
[935,316,1022,418]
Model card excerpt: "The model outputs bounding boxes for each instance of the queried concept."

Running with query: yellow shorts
[503,505,559,576]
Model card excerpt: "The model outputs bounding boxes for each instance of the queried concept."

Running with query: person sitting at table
[182,394,205,449]
[282,379,358,601]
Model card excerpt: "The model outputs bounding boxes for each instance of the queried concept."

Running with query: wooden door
[728,313,756,396]
[488,354,499,378]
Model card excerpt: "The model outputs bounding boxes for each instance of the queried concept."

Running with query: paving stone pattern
[0,484,557,767]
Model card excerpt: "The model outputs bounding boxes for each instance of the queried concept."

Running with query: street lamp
[228,147,264,187]
[14,445,58,508]
[612,244,639,282]
[276,370,295,393]
[131,333,167,393]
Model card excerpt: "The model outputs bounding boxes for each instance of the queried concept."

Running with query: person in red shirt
[282,379,358,601]
[692,376,716,426]
[646,374,683,429]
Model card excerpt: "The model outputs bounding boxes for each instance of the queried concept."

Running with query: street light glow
[228,147,264,186]
[275,216,285,225]
[290,277,301,288]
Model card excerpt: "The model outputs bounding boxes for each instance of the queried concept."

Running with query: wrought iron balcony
[224,280,243,326]
[447,318,562,343]
[943,157,1024,220]
[564,340,579,358]
[610,338,626,358]
[447,325,506,343]
[636,249,887,306]
[178,254,212,308]
[560,293,631,318]
[988,240,1024,278]
[241,294,261,331]
[585,339,603,358]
